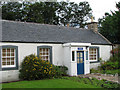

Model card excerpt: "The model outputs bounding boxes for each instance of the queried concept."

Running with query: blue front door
[77,51,84,75]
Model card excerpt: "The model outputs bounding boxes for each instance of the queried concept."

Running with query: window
[39,48,50,61]
[37,46,52,63]
[2,48,15,67]
[72,51,75,61]
[89,47,99,62]
[1,45,18,70]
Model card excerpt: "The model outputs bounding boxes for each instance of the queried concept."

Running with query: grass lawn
[1,78,101,88]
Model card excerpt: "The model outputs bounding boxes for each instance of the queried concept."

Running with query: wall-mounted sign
[78,48,83,50]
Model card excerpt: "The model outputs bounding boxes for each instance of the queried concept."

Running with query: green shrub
[110,55,120,62]
[100,61,119,70]
[90,68,100,73]
[19,54,68,80]
[19,54,56,80]
[54,66,68,77]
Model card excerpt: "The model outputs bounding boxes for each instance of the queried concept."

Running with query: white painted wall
[0,42,64,82]
[63,47,71,75]
[0,42,112,82]
[90,45,112,69]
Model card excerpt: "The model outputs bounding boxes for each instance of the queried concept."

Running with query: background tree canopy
[98,2,120,44]
[2,1,92,28]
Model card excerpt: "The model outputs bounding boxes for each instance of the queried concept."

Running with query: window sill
[2,66,18,71]
[90,61,100,63]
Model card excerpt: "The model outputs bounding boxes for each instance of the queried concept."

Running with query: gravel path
[79,73,120,84]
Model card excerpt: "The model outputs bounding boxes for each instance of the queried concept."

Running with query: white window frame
[1,48,16,68]
[37,46,52,64]
[89,47,99,62]
[39,48,50,61]
[1,45,18,70]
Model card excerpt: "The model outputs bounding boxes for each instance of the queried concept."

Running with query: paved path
[79,73,120,84]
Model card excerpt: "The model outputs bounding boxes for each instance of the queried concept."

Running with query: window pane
[80,53,82,57]
[11,49,14,52]
[77,58,79,63]
[11,61,14,65]
[2,49,6,52]
[72,51,75,61]
[43,49,45,52]
[80,58,83,63]
[7,48,10,52]
[46,56,48,60]
[2,58,6,62]
[11,57,14,60]
[2,53,6,56]
[11,53,14,56]
[2,62,6,65]
[43,53,45,55]
[77,53,79,57]
[7,62,10,65]
[7,53,10,56]
[7,58,10,62]
[40,48,42,52]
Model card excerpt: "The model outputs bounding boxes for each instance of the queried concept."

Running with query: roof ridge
[2,19,86,30]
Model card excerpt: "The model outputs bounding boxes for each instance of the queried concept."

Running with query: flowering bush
[110,46,120,55]
[19,54,56,80]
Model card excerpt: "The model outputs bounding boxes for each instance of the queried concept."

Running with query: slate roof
[1,20,111,44]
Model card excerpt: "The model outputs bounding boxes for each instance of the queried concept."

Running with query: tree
[57,1,92,28]
[98,2,120,44]
[2,1,92,28]
[2,2,23,21]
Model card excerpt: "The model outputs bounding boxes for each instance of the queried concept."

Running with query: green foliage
[2,2,23,21]
[90,68,120,75]
[98,2,120,44]
[62,76,120,89]
[54,66,68,77]
[19,54,68,80]
[2,1,92,28]
[100,61,119,70]
[19,54,56,80]
[90,68,101,73]
[104,69,120,75]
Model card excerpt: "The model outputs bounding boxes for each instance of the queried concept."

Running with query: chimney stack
[87,22,98,33]
[87,16,98,32]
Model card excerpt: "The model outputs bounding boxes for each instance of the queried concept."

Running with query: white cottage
[0,20,112,82]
